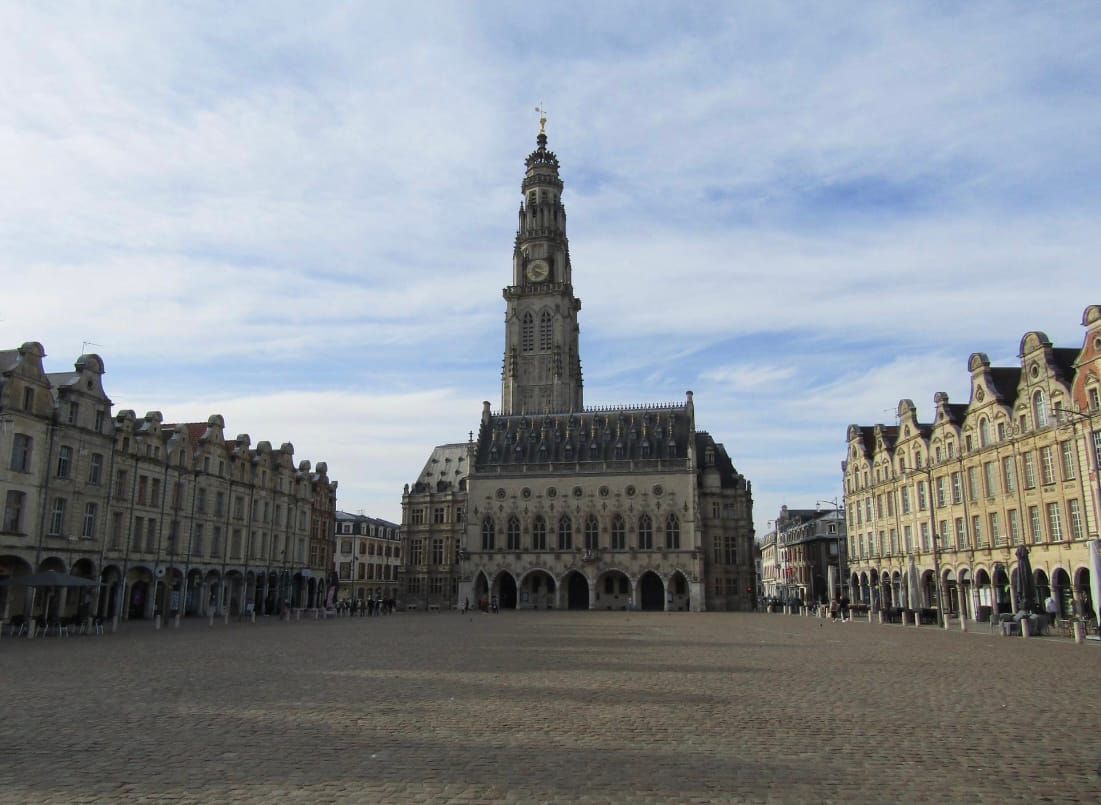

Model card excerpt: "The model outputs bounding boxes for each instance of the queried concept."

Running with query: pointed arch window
[557,515,573,550]
[507,516,521,550]
[521,312,534,352]
[539,310,553,350]
[532,515,547,550]
[664,514,680,549]
[611,514,626,550]
[584,515,599,550]
[638,514,653,550]
[481,517,496,550]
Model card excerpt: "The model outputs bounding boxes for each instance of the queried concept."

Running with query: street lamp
[905,466,945,628]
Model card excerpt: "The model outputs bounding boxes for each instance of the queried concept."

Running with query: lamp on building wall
[904,466,945,628]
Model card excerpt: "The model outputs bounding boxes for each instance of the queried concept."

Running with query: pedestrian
[839,594,850,623]
[1045,594,1058,627]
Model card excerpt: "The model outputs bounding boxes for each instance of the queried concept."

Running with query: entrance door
[498,574,518,610]
[567,573,589,609]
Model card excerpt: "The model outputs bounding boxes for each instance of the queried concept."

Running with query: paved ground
[0,610,1098,804]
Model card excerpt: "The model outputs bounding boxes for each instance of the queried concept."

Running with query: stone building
[333,511,401,604]
[0,342,338,630]
[759,505,846,605]
[402,123,756,612]
[843,306,1101,625]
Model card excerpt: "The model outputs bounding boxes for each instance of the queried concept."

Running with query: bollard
[250,611,256,624]
[295,609,301,621]
[208,612,214,627]
[868,610,874,624]
[154,614,161,630]
[173,613,181,629]
[943,614,950,630]
[1020,618,1031,639]
[1073,621,1085,644]
[223,611,229,625]
[877,611,884,624]
[901,611,910,626]
[959,613,968,633]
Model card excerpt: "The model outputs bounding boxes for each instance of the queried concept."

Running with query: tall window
[665,514,680,549]
[532,515,547,550]
[1032,390,1048,428]
[917,481,928,511]
[954,517,967,549]
[481,518,496,550]
[1046,502,1063,542]
[211,526,222,557]
[584,515,599,550]
[10,433,32,472]
[1002,457,1016,492]
[920,522,930,551]
[1007,509,1022,545]
[82,503,97,539]
[88,453,104,484]
[1022,452,1036,489]
[521,312,535,352]
[951,472,963,504]
[978,417,991,447]
[146,519,157,553]
[900,486,911,514]
[637,515,653,550]
[989,511,1001,546]
[1028,506,1042,543]
[1039,446,1055,485]
[193,523,204,556]
[1060,441,1076,481]
[56,445,73,478]
[1068,499,1084,540]
[132,517,144,550]
[49,497,67,536]
[936,476,947,508]
[3,491,25,532]
[557,515,572,550]
[507,516,521,550]
[966,467,979,501]
[611,514,625,550]
[971,515,983,547]
[539,310,553,350]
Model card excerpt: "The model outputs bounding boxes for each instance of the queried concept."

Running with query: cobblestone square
[1,612,1098,803]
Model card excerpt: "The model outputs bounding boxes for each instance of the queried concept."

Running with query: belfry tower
[500,116,583,415]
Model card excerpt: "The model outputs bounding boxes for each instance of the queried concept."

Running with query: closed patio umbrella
[1015,545,1035,614]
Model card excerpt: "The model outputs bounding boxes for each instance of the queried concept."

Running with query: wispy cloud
[2,3,1098,524]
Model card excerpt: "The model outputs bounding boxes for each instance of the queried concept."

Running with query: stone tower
[500,120,583,415]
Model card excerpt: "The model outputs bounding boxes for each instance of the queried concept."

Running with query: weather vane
[534,102,546,134]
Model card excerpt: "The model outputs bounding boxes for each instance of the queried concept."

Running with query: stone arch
[639,570,664,611]
[493,569,518,610]
[472,570,490,610]
[1051,566,1072,617]
[668,570,690,611]
[127,565,154,619]
[563,570,590,610]
[596,568,631,610]
[518,568,556,609]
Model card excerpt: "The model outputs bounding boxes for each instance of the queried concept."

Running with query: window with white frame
[1002,456,1016,492]
[1067,499,1083,540]
[49,497,66,536]
[82,502,97,539]
[1008,509,1022,545]
[1039,446,1056,485]
[1060,441,1076,481]
[989,511,1001,546]
[1028,506,1042,543]
[1022,452,1036,489]
[2,491,25,532]
[1046,502,1063,542]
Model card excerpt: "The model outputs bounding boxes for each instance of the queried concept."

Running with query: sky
[3,2,1099,529]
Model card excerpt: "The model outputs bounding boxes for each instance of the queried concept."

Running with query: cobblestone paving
[0,611,1098,803]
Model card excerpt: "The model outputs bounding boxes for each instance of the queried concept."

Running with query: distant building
[403,123,756,612]
[759,505,846,604]
[333,511,401,603]
[843,306,1101,624]
[0,342,337,629]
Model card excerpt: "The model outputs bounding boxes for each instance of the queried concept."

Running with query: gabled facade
[333,511,401,604]
[843,308,1101,626]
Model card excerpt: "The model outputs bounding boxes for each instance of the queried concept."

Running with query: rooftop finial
[534,102,546,135]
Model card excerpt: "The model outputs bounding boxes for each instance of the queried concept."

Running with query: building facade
[759,505,847,605]
[403,123,756,612]
[0,342,338,629]
[843,307,1101,625]
[333,511,401,604]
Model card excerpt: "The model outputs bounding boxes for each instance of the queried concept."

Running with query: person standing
[1045,594,1058,627]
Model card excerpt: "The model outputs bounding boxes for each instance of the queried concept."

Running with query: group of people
[338,597,397,617]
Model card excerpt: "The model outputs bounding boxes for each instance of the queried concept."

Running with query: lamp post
[905,466,945,628]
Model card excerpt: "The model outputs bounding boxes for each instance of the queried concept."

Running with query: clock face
[526,260,549,283]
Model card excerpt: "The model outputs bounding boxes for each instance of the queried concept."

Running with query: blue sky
[3,3,1099,526]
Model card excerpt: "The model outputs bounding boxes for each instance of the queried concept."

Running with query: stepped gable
[475,401,692,469]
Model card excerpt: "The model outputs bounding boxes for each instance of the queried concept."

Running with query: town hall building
[401,122,755,612]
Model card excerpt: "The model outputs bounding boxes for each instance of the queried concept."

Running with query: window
[22,386,34,411]
[1039,446,1055,485]
[611,515,625,550]
[410,539,424,565]
[132,517,144,550]
[532,515,547,550]
[88,453,104,484]
[1046,502,1063,542]
[1033,390,1048,428]
[151,478,161,506]
[903,525,912,552]
[539,310,553,350]
[49,497,67,536]
[584,515,599,550]
[966,467,979,501]
[1068,499,1084,540]
[665,514,680,549]
[920,522,930,552]
[982,462,997,497]
[411,508,424,525]
[900,486,911,514]
[56,445,73,478]
[82,502,97,539]
[433,507,445,524]
[1002,457,1016,493]
[971,515,983,547]
[1060,441,1076,481]
[94,409,105,432]
[917,481,927,511]
[481,518,496,550]
[637,515,653,549]
[1022,452,1036,489]
[193,523,204,556]
[1028,506,1042,544]
[521,312,534,352]
[936,476,947,508]
[978,417,991,447]
[954,517,967,549]
[341,522,352,535]
[137,475,148,505]
[557,515,572,550]
[989,512,1001,546]
[67,401,79,425]
[1008,509,1022,545]
[3,491,25,532]
[146,518,157,553]
[1095,431,1101,470]
[938,520,950,549]
[507,516,521,550]
[951,472,963,504]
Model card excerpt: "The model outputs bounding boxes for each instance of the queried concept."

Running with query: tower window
[521,312,534,352]
[539,310,553,350]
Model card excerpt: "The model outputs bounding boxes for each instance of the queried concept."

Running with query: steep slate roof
[989,367,1021,405]
[694,432,745,488]
[0,349,20,373]
[1052,347,1078,380]
[411,443,469,493]
[474,404,692,470]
